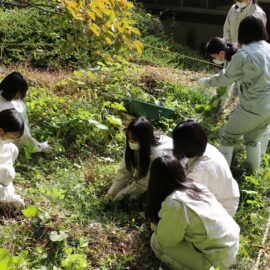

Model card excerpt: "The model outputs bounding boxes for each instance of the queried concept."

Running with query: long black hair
[145,155,207,223]
[0,109,24,137]
[0,72,28,101]
[238,15,268,44]
[172,119,207,160]
[125,117,160,178]
[205,37,238,62]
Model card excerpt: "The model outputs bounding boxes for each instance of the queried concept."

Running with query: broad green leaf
[49,231,68,242]
[0,248,13,270]
[106,115,122,126]
[22,205,38,218]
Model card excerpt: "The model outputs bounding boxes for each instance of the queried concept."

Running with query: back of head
[145,155,187,222]
[238,15,268,45]
[0,72,28,101]
[205,37,227,55]
[0,109,24,136]
[172,119,207,159]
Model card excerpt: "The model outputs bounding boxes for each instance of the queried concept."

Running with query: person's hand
[150,223,157,231]
[198,77,209,87]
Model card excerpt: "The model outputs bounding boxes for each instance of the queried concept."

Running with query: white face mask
[213,58,225,65]
[129,142,140,151]
[235,1,249,10]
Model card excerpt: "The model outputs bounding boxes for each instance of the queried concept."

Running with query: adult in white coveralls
[0,109,25,207]
[199,16,270,171]
[145,156,240,270]
[107,117,173,201]
[0,72,50,152]
[223,0,266,44]
[172,120,239,216]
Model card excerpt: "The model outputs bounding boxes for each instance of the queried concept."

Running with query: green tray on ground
[123,97,176,121]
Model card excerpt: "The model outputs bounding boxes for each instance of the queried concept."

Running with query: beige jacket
[223,1,266,43]
[108,135,173,200]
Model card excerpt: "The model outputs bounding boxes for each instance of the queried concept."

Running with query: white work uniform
[107,135,173,200]
[201,41,270,148]
[0,94,39,149]
[0,142,24,207]
[223,1,266,43]
[185,143,239,216]
[151,185,240,270]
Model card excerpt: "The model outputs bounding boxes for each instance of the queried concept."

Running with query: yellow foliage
[60,0,143,54]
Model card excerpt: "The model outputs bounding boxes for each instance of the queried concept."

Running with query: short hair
[0,72,28,101]
[238,15,268,44]
[0,109,24,137]
[172,120,207,159]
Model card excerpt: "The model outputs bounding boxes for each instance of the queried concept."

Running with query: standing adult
[223,0,266,43]
[199,16,270,171]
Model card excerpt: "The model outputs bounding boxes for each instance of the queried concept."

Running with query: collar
[186,156,199,172]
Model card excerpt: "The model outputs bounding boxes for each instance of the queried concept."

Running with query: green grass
[0,37,269,270]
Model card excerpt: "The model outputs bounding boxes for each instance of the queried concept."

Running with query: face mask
[129,142,140,150]
[213,59,225,65]
[235,1,249,10]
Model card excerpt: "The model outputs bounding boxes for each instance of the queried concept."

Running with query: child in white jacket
[107,117,173,201]
[0,72,50,152]
[146,156,240,270]
[0,109,25,207]
[173,120,240,216]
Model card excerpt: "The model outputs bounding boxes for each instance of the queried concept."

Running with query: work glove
[198,77,210,87]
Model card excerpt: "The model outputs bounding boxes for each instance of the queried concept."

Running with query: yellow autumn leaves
[60,0,144,54]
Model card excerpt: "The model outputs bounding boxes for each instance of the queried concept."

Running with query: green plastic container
[123,98,175,121]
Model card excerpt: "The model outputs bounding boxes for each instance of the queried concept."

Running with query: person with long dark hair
[0,72,50,152]
[107,117,173,201]
[0,109,25,207]
[223,0,266,44]
[199,16,270,171]
[173,120,239,216]
[145,155,240,270]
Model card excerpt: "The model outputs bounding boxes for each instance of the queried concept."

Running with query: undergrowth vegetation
[0,3,269,270]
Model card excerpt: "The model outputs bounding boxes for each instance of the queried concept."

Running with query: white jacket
[0,142,24,207]
[108,135,173,200]
[155,186,240,268]
[223,1,266,43]
[0,94,39,149]
[186,143,240,216]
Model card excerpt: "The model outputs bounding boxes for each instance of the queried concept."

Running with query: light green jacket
[155,185,240,267]
[203,41,270,114]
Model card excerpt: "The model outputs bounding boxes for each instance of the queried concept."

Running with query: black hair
[238,15,268,44]
[0,72,28,101]
[125,117,160,178]
[205,37,238,61]
[145,155,207,223]
[172,119,207,160]
[0,109,24,137]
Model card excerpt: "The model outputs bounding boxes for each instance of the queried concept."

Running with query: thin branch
[0,0,63,15]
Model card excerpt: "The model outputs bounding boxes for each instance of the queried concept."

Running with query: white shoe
[246,144,261,171]
[219,145,234,166]
[259,126,270,155]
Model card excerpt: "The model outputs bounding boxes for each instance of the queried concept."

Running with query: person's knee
[150,233,163,258]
